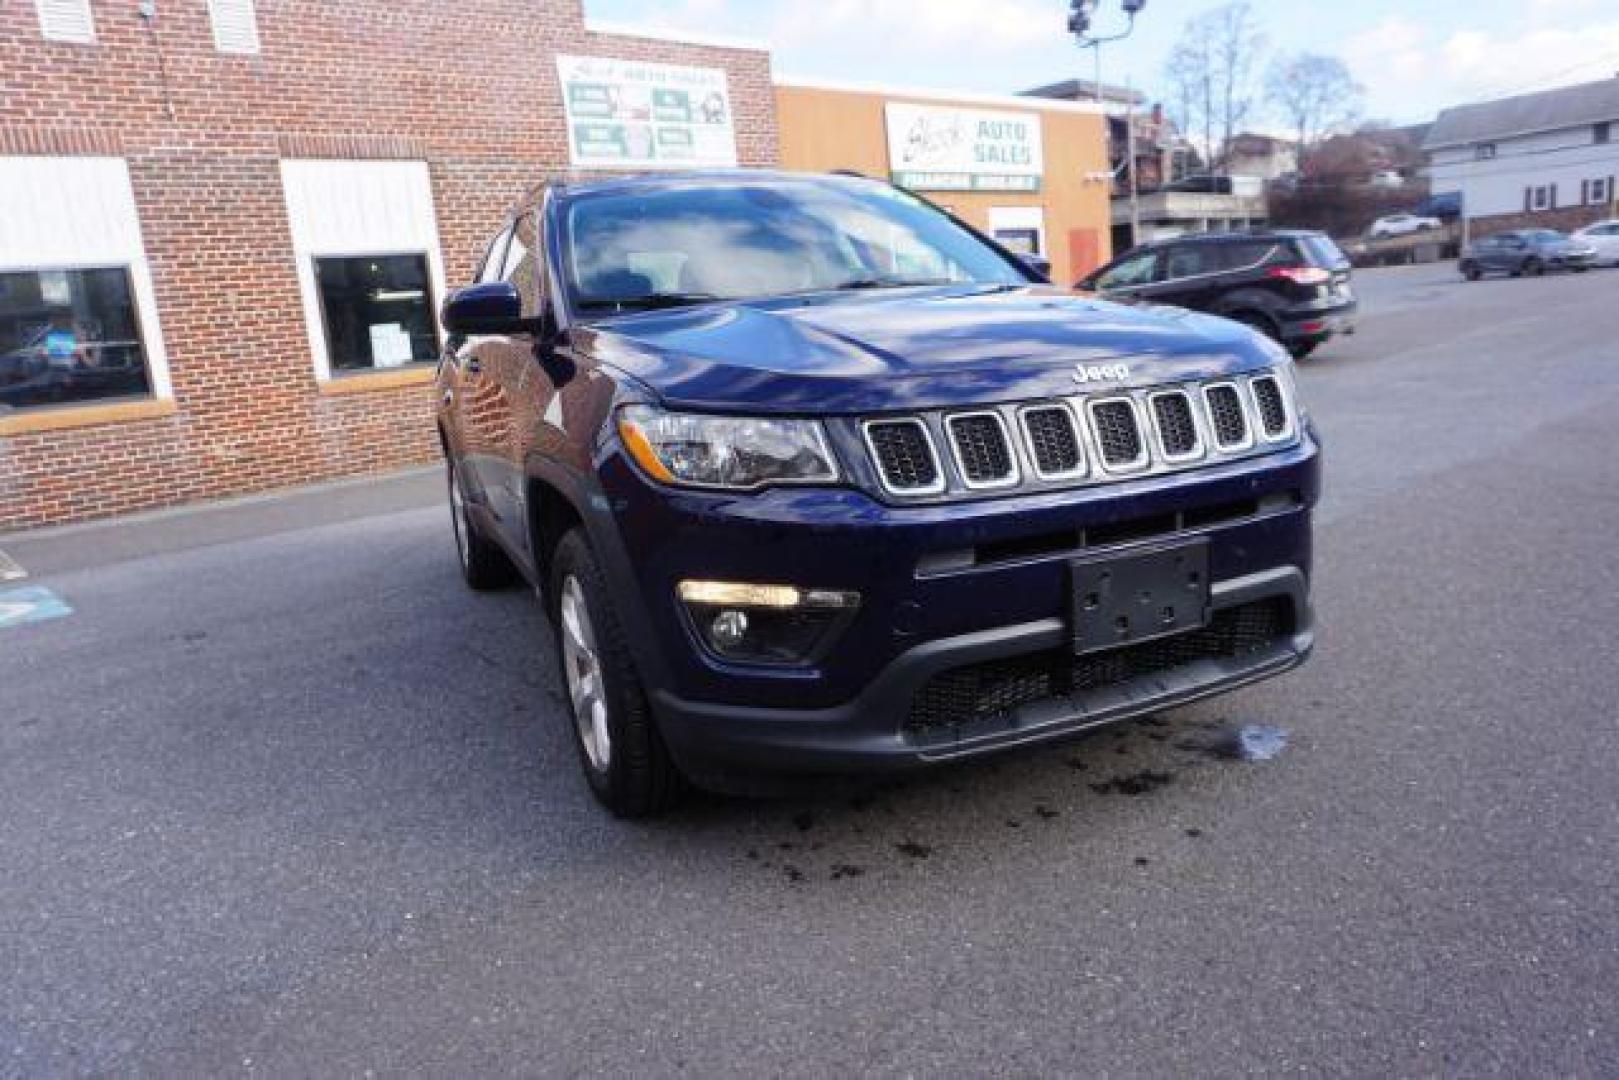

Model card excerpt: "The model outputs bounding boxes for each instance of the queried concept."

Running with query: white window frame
[0,156,173,405]
[987,206,1047,257]
[207,0,262,55]
[35,0,94,43]
[279,160,447,382]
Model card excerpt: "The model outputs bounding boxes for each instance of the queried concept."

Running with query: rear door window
[1215,241,1283,272]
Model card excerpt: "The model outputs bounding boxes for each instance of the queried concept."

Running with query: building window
[993,228,1041,255]
[35,0,94,42]
[279,160,447,381]
[207,0,261,54]
[1597,122,1611,145]
[0,268,151,410]
[1590,178,1612,205]
[1474,143,1497,161]
[312,255,438,372]
[1532,185,1551,211]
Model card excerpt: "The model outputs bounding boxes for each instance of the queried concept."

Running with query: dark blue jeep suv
[436,171,1318,817]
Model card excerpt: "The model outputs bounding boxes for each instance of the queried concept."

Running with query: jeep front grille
[1250,376,1289,439]
[1150,391,1201,460]
[856,370,1294,499]
[1203,384,1251,450]
[1088,399,1146,470]
[946,412,1017,487]
[1020,405,1085,478]
[864,419,942,494]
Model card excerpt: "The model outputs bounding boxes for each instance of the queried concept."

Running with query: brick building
[0,1,776,530]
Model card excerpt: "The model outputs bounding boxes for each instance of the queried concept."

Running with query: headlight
[617,405,840,490]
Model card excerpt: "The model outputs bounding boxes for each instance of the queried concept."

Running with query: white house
[1425,77,1619,226]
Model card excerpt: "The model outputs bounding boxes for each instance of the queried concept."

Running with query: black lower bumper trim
[651,566,1312,793]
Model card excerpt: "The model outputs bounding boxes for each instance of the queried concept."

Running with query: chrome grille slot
[1149,391,1201,461]
[1250,375,1289,440]
[1087,398,1148,471]
[946,412,1018,488]
[1203,383,1253,451]
[1019,404,1085,479]
[863,419,943,494]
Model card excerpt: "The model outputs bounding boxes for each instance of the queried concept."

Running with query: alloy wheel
[560,575,612,771]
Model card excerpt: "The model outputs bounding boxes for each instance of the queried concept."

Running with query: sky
[584,0,1619,127]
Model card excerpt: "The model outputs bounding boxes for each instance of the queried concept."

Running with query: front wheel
[551,528,685,817]
[1462,262,1482,282]
[1288,341,1320,361]
[1523,257,1544,277]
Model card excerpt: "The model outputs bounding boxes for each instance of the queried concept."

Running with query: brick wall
[0,1,777,531]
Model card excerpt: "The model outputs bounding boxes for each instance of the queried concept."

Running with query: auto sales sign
[884,102,1044,192]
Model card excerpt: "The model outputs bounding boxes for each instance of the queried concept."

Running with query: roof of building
[1424,76,1619,149]
[1020,78,1146,107]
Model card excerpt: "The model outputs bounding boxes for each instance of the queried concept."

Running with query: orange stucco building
[775,77,1113,284]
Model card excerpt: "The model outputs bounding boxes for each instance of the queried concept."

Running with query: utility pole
[1126,79,1141,246]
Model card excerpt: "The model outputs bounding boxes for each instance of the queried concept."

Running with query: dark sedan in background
[1459,229,1597,280]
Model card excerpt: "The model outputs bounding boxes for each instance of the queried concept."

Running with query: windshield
[561,177,1028,313]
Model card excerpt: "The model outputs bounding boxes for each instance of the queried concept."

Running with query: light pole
[1069,2,1148,245]
[1068,0,1148,104]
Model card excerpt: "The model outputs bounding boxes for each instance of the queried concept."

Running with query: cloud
[1345,13,1619,120]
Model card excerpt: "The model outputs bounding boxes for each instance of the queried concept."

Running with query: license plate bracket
[1070,540,1210,655]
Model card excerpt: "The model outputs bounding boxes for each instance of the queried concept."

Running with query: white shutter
[208,0,262,55]
[34,0,95,43]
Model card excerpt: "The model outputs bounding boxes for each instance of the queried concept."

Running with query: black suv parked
[1079,231,1356,359]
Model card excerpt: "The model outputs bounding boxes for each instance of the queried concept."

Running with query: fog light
[710,609,750,649]
[677,579,860,665]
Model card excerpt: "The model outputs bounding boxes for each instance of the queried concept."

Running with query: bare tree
[1162,2,1265,170]
[1209,3,1264,162]
[1266,53,1365,165]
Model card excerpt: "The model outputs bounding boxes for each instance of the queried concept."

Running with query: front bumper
[593,434,1320,790]
[654,567,1310,791]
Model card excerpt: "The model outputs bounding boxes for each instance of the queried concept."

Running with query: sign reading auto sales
[557,55,739,169]
[884,102,1044,192]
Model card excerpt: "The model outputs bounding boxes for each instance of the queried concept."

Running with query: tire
[1462,262,1482,282]
[550,528,685,817]
[1523,257,1544,277]
[1288,341,1320,361]
[447,459,517,591]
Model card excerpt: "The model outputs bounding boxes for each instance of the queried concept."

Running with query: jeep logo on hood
[1073,362,1131,385]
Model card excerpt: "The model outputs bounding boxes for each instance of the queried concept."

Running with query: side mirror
[442,282,524,335]
[1076,273,1101,292]
[1017,253,1052,282]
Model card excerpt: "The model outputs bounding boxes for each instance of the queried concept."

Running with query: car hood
[577,285,1282,414]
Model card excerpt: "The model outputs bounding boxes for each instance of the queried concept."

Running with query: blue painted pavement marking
[0,586,73,630]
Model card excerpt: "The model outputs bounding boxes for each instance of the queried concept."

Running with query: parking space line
[0,549,24,583]
[0,586,72,630]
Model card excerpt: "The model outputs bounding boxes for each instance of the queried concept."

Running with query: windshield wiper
[578,291,720,312]
[830,276,957,291]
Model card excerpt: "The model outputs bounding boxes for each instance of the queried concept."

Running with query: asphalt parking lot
[3,263,1617,1076]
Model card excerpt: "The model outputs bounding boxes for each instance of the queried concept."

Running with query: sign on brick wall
[557,55,739,170]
